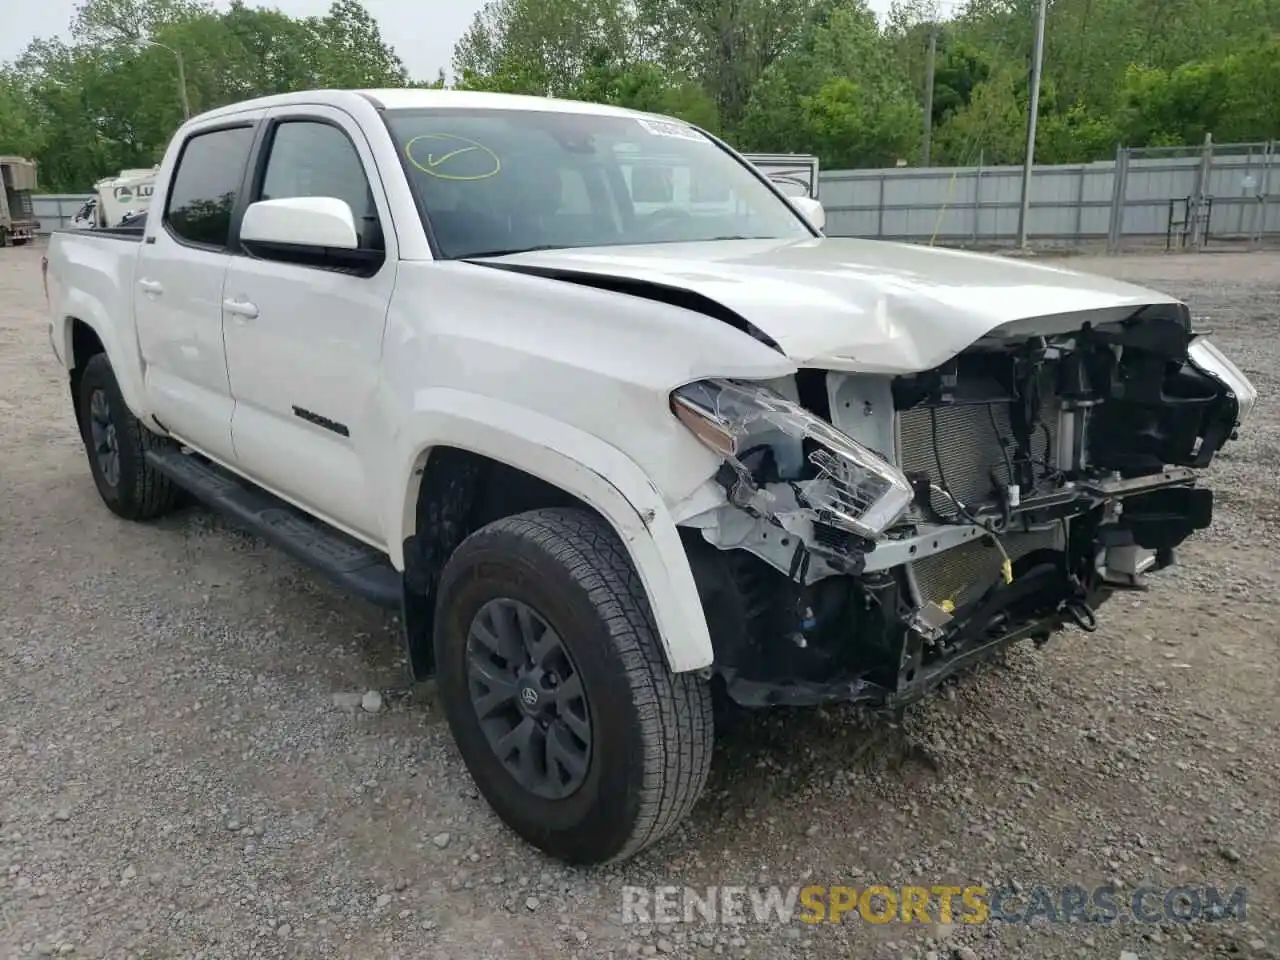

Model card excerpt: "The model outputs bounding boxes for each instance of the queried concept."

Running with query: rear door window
[164,126,255,248]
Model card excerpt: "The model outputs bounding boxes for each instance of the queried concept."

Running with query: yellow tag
[1001,558,1014,584]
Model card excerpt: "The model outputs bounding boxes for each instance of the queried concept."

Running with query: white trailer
[743,153,820,199]
[69,167,159,229]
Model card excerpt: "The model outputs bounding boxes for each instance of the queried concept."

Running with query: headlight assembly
[1188,336,1257,428]
[671,379,914,539]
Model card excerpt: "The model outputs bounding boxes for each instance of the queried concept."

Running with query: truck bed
[45,228,145,373]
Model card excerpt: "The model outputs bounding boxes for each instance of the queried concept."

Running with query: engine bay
[678,310,1254,709]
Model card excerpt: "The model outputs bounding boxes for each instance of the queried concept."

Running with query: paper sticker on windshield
[635,118,704,142]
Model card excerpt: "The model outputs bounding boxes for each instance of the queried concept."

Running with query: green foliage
[3,0,1278,192]
[1115,41,1280,147]
[737,3,921,163]
[0,0,405,190]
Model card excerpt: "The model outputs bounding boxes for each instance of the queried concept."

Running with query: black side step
[146,448,402,609]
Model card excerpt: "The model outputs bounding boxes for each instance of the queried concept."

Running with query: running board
[145,448,401,609]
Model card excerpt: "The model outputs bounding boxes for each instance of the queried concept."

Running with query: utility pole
[141,39,191,120]
[1016,0,1047,248]
[922,25,937,166]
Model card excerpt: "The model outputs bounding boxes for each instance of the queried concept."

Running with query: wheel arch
[58,307,155,434]
[65,318,106,434]
[387,393,715,675]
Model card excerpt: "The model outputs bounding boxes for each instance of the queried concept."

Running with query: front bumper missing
[864,467,1200,573]
[720,581,1112,709]
[709,466,1211,711]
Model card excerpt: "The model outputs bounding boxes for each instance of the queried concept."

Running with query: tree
[453,0,636,97]
[0,73,40,158]
[737,2,921,164]
[569,52,719,129]
[5,0,1280,193]
[305,0,407,88]
[1,0,408,190]
[635,0,835,131]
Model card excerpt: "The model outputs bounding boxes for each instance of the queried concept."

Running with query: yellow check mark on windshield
[426,146,478,167]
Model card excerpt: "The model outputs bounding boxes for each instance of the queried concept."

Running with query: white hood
[482,237,1182,374]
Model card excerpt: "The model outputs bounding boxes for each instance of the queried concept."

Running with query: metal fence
[33,194,91,233]
[820,139,1280,253]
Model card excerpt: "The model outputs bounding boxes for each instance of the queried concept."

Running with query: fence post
[1259,140,1274,248]
[1074,163,1086,242]
[972,149,983,244]
[1106,145,1129,255]
[877,173,886,239]
[1190,133,1213,250]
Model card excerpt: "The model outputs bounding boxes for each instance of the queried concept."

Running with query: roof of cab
[191,88,666,124]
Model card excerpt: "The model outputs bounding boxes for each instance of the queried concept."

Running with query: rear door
[221,105,397,541]
[135,116,262,463]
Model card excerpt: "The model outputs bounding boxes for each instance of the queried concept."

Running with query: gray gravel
[2,243,1277,958]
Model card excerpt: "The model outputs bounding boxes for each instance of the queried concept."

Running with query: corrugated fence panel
[33,195,92,233]
[820,146,1278,248]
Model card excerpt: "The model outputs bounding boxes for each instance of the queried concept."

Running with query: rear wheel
[433,507,714,864]
[76,353,183,521]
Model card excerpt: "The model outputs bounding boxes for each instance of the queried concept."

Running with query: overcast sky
[3,0,895,81]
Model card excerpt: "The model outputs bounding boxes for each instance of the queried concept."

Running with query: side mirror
[240,196,358,249]
[790,196,826,232]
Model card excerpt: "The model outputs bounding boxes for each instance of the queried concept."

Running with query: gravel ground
[1,242,1277,960]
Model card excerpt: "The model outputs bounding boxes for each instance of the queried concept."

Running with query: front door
[221,106,397,542]
[134,119,261,464]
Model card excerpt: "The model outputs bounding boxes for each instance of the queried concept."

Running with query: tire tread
[461,507,713,862]
[80,354,183,521]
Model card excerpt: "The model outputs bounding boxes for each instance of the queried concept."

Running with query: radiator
[896,397,1061,520]
[910,527,1061,607]
[896,397,1062,606]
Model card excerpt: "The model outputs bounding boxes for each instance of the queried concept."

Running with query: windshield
[383,108,813,259]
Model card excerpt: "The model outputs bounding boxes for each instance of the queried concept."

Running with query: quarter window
[165,126,255,248]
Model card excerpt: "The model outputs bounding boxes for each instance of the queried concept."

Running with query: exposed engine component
[675,314,1255,711]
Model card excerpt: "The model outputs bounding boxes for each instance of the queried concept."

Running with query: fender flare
[384,388,714,673]
[56,294,155,431]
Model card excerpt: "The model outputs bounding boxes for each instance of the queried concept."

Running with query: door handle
[223,298,259,319]
[137,279,163,294]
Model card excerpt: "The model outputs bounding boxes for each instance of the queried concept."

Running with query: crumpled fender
[384,388,715,673]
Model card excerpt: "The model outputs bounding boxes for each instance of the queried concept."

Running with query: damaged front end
[674,306,1256,710]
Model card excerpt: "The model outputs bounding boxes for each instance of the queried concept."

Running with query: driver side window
[257,120,384,252]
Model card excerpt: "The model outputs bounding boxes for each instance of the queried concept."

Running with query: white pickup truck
[44,88,1255,865]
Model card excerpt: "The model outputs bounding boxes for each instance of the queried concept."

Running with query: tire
[433,507,714,864]
[76,353,183,521]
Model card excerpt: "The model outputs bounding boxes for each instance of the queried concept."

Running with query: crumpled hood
[479,237,1183,373]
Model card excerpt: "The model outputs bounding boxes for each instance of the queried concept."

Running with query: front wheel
[433,507,714,864]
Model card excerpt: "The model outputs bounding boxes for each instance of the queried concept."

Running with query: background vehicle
[623,152,820,223]
[0,156,39,246]
[69,167,160,229]
[42,89,1255,867]
[743,153,820,200]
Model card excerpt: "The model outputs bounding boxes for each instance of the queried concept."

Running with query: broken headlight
[1188,336,1257,428]
[671,379,914,539]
